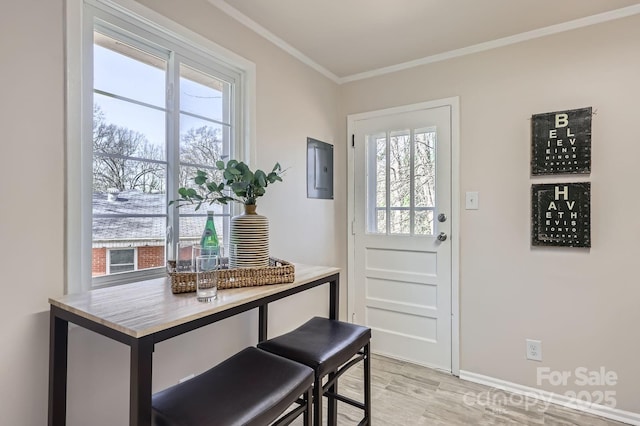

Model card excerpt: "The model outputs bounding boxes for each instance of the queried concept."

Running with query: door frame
[347,97,460,375]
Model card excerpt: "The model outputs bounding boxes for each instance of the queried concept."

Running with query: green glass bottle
[200,211,220,256]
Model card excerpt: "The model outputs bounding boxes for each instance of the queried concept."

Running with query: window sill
[92,267,166,290]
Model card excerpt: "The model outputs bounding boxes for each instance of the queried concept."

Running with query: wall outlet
[526,339,542,361]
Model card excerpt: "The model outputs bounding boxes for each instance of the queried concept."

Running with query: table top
[49,263,340,338]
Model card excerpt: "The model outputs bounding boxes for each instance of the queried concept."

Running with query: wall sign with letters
[531,107,592,175]
[531,183,590,248]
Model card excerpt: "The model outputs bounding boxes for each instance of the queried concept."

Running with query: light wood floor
[290,354,628,426]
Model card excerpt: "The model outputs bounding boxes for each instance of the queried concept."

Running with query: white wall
[4,0,639,424]
[0,0,343,424]
[1,1,65,425]
[342,13,640,415]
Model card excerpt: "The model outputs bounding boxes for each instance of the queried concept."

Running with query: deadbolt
[437,213,447,223]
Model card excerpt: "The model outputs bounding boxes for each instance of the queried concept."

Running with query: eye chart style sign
[531,107,592,175]
[531,183,591,248]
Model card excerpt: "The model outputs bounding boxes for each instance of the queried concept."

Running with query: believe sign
[531,107,592,175]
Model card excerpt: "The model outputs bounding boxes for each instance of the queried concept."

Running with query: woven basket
[167,257,295,294]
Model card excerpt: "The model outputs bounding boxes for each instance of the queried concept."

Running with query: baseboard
[459,370,640,426]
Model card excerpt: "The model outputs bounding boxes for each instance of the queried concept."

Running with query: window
[365,128,437,235]
[108,248,136,274]
[66,0,255,292]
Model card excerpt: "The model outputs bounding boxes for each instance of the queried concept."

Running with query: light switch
[465,192,479,210]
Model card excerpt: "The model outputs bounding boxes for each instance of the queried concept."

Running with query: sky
[93,43,225,156]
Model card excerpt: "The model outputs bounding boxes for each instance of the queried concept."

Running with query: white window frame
[106,248,138,275]
[65,0,256,294]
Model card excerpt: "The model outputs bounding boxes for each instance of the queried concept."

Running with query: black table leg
[327,274,340,425]
[130,336,154,426]
[329,275,339,320]
[259,304,268,342]
[49,308,68,426]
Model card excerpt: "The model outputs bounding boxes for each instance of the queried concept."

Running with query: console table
[48,264,340,426]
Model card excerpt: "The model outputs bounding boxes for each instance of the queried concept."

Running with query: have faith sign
[531,183,591,248]
[531,107,592,175]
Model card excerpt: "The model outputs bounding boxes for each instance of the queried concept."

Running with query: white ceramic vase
[229,204,269,268]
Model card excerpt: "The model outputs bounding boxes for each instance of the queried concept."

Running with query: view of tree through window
[93,105,166,193]
[367,129,436,235]
[91,30,232,279]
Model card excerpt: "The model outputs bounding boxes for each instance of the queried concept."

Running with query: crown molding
[208,1,640,85]
[207,0,341,84]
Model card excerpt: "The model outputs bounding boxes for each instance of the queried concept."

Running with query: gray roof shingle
[92,190,225,246]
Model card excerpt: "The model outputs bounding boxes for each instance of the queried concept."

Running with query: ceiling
[209,0,640,82]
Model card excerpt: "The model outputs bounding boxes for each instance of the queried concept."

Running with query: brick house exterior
[92,246,165,277]
[92,190,212,277]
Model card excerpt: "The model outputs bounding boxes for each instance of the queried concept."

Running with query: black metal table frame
[48,272,340,426]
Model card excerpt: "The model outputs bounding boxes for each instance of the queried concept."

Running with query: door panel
[352,105,452,370]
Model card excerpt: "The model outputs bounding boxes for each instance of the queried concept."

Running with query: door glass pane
[366,133,387,234]
[414,129,436,208]
[390,208,411,234]
[389,130,411,234]
[375,209,387,234]
[415,210,434,235]
[414,128,436,235]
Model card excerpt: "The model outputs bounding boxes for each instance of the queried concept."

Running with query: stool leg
[327,370,338,426]
[313,376,322,426]
[364,343,371,425]
[304,387,312,426]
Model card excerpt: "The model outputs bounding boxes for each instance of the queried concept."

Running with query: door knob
[437,232,447,242]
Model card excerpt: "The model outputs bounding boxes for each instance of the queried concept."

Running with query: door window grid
[366,128,437,236]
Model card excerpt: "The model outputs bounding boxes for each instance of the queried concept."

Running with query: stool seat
[258,317,371,378]
[152,347,314,426]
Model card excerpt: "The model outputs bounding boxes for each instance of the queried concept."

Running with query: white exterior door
[349,101,455,371]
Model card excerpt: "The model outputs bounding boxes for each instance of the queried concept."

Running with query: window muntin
[366,127,437,236]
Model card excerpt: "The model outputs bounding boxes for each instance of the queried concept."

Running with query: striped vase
[229,204,269,268]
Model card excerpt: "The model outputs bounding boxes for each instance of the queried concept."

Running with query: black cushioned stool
[152,347,314,426]
[258,317,372,426]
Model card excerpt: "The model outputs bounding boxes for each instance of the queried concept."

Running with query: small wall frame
[531,107,592,175]
[306,137,333,200]
[531,182,591,248]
